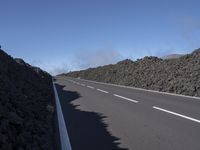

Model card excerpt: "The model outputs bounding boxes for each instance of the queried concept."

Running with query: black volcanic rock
[66,48,200,97]
[0,49,54,150]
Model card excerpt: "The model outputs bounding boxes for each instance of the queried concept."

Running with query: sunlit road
[54,76,200,150]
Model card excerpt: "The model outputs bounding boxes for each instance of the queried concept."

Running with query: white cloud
[29,59,70,75]
[71,49,123,70]
[48,64,70,75]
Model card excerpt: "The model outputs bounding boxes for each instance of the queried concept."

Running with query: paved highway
[54,76,200,150]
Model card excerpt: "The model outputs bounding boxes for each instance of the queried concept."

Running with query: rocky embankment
[66,48,200,97]
[0,49,54,149]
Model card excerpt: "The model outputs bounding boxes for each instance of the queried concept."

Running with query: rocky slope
[0,49,54,150]
[66,48,200,97]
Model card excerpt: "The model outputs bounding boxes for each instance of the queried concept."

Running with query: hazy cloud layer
[31,62,71,75]
[29,49,124,75]
[48,64,71,75]
[30,60,68,75]
[71,49,123,70]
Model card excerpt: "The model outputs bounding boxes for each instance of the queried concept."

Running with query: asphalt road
[54,76,200,150]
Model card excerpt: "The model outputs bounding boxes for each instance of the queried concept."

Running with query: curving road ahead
[54,76,200,150]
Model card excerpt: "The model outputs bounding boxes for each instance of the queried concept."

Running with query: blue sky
[0,0,200,74]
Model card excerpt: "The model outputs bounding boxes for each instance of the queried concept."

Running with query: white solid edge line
[67,77,200,100]
[114,94,138,103]
[153,106,200,123]
[97,89,109,93]
[87,86,94,89]
[53,82,72,150]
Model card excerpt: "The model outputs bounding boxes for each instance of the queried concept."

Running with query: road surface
[54,76,200,150]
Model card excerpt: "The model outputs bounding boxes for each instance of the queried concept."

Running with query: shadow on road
[55,83,128,150]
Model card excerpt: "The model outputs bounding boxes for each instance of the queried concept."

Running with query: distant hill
[0,49,54,149]
[162,54,184,59]
[65,48,200,97]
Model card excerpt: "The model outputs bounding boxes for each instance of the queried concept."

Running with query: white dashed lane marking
[87,86,94,89]
[97,89,109,93]
[114,94,138,103]
[153,106,200,123]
